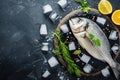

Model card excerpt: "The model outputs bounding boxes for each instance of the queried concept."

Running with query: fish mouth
[69,17,88,34]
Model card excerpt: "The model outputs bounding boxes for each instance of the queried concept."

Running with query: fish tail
[112,62,120,80]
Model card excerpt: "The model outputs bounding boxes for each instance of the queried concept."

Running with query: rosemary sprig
[75,0,90,13]
[53,30,81,77]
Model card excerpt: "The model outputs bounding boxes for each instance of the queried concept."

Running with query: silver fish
[69,17,120,79]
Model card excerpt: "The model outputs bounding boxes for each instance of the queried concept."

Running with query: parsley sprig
[88,33,101,46]
[53,30,81,77]
[75,0,90,13]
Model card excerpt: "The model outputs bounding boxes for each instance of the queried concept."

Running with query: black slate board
[0,0,120,80]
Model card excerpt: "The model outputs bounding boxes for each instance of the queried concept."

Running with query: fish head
[69,17,88,34]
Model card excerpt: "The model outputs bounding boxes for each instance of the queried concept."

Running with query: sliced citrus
[112,10,120,25]
[98,0,112,15]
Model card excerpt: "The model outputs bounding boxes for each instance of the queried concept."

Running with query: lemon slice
[98,0,112,15]
[112,10,120,25]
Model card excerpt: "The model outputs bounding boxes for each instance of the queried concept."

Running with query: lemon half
[98,0,112,15]
[112,10,120,25]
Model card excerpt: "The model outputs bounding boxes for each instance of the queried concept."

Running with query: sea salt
[43,4,53,14]
[80,54,91,64]
[101,67,110,77]
[40,24,48,36]
[42,70,51,78]
[60,24,69,33]
[43,55,47,63]
[109,30,118,40]
[48,56,59,67]
[96,17,106,25]
[111,44,119,54]
[68,42,76,51]
[83,64,93,73]
[27,71,36,79]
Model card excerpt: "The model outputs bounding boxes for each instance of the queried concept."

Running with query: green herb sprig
[88,33,101,46]
[73,50,81,55]
[75,0,90,13]
[53,30,81,77]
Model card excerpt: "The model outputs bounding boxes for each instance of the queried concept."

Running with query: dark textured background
[0,0,120,80]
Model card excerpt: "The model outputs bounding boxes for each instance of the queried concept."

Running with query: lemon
[98,0,112,15]
[112,10,120,25]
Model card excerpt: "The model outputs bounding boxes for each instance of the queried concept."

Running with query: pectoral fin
[78,32,86,38]
[78,32,94,46]
[84,37,94,46]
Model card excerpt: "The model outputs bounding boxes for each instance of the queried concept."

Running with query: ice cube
[43,4,53,14]
[58,0,68,9]
[68,42,76,51]
[109,30,118,40]
[59,76,64,80]
[48,56,59,67]
[60,24,69,33]
[41,42,49,51]
[42,70,51,78]
[41,45,49,51]
[50,12,57,19]
[77,78,80,80]
[40,24,48,36]
[80,54,91,63]
[83,64,93,73]
[96,17,106,25]
[42,42,49,46]
[49,11,60,23]
[111,44,119,54]
[101,67,110,77]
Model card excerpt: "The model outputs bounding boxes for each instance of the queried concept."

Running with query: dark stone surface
[0,0,120,80]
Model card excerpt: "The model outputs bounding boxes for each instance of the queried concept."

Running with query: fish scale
[85,18,116,67]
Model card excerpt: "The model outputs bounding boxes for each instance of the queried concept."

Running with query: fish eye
[78,18,83,23]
